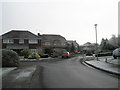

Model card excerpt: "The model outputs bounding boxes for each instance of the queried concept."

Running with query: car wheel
[113,55,117,59]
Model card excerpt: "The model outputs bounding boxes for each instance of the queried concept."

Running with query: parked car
[76,52,80,54]
[61,52,71,58]
[39,54,49,58]
[113,48,120,59]
[50,53,59,58]
[28,53,40,59]
[95,52,112,57]
[86,52,93,56]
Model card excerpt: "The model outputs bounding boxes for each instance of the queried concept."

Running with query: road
[39,56,118,88]
[2,56,119,88]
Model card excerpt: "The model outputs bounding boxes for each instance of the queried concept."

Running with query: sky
[0,0,119,45]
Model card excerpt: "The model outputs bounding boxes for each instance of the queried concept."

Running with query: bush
[20,49,31,58]
[51,53,59,58]
[2,49,19,67]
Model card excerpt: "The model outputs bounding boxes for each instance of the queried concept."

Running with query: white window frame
[45,42,50,45]
[3,39,13,44]
[19,39,24,44]
[3,39,9,43]
[30,49,37,53]
[29,39,38,44]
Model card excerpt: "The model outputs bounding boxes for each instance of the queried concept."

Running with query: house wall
[14,39,19,44]
[29,44,38,49]
[2,39,41,53]
[24,39,28,44]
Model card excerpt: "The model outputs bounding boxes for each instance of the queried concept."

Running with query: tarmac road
[39,56,119,88]
[2,56,119,88]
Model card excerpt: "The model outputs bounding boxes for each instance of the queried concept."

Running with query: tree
[100,38,117,51]
[66,43,71,52]
[70,43,75,53]
[109,34,118,47]
[20,49,31,58]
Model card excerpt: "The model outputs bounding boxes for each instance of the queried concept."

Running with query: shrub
[2,49,19,67]
[20,49,31,58]
[51,53,59,58]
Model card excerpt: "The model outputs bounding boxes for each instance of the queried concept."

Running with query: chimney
[38,33,40,36]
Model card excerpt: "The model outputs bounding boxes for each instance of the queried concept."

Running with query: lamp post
[94,24,98,61]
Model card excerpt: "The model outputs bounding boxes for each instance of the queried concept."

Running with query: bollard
[105,58,107,63]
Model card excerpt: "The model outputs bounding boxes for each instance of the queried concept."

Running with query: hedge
[2,49,19,67]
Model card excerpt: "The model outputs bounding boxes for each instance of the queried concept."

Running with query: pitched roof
[67,40,79,46]
[41,34,66,42]
[2,30,40,39]
[82,42,95,47]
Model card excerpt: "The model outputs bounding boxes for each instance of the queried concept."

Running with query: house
[66,40,79,53]
[80,42,96,53]
[1,30,41,54]
[40,34,67,55]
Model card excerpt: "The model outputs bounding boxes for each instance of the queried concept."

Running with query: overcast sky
[0,0,119,45]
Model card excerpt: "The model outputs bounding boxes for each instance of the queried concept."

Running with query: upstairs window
[29,39,38,44]
[3,39,14,44]
[19,39,24,44]
[45,42,50,45]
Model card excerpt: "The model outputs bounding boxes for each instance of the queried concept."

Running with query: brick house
[1,30,41,54]
[80,42,96,53]
[66,40,79,53]
[40,34,67,55]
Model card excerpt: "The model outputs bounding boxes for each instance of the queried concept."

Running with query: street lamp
[94,24,98,61]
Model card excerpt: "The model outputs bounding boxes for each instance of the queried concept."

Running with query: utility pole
[94,24,98,61]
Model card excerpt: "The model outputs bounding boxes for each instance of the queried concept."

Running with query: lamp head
[94,24,97,26]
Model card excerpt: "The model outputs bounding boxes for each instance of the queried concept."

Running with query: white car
[113,48,120,59]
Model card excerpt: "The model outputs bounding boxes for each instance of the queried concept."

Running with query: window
[63,43,66,45]
[30,49,37,53]
[53,40,60,46]
[19,39,24,44]
[3,39,9,43]
[54,43,56,45]
[45,42,50,45]
[3,39,13,44]
[29,39,38,44]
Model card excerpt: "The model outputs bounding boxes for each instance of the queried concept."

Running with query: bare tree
[108,34,118,47]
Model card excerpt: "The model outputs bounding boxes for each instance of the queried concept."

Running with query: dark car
[113,48,120,59]
[39,54,49,58]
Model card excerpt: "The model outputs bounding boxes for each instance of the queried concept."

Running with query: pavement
[2,65,37,88]
[84,56,120,75]
[19,57,53,61]
[1,57,55,88]
[1,58,46,77]
[0,67,17,77]
[1,57,58,78]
